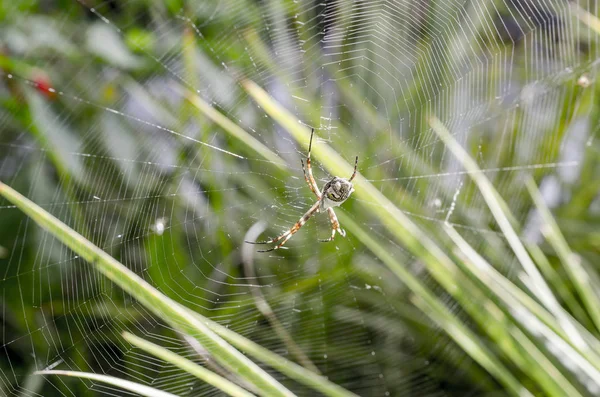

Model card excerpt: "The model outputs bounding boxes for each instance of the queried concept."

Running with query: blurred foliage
[0,0,599,396]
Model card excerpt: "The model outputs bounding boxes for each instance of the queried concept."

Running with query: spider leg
[257,231,295,252]
[244,232,289,245]
[245,201,320,252]
[301,159,321,199]
[318,224,336,243]
[304,128,322,197]
[349,156,359,181]
[319,208,345,242]
[329,208,346,237]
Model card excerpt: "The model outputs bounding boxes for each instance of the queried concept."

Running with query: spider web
[0,0,597,396]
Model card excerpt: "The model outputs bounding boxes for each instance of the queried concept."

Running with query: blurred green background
[0,0,599,396]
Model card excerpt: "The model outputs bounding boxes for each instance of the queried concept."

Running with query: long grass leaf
[199,314,358,397]
[525,178,600,331]
[341,215,532,397]
[0,181,294,397]
[526,243,591,325]
[428,116,586,349]
[122,332,255,397]
[445,224,600,385]
[34,370,179,397]
[411,296,533,397]
[176,85,287,169]
[571,2,600,35]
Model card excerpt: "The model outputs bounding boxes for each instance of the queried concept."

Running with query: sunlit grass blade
[526,243,591,326]
[122,332,255,397]
[411,295,534,397]
[525,178,600,332]
[242,222,321,374]
[174,84,287,169]
[428,115,585,348]
[34,370,178,397]
[445,224,600,382]
[570,2,600,35]
[199,314,359,397]
[0,181,294,397]
[339,215,532,397]
[506,325,584,397]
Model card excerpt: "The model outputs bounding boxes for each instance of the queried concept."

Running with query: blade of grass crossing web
[0,181,294,397]
[338,216,533,397]
[507,326,584,397]
[526,243,593,329]
[410,295,534,397]
[196,313,359,397]
[122,332,255,397]
[428,116,586,350]
[177,85,287,170]
[570,2,600,35]
[445,224,600,383]
[344,213,582,397]
[34,370,178,397]
[525,178,600,332]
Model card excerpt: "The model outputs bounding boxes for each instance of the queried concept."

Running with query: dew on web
[0,0,598,396]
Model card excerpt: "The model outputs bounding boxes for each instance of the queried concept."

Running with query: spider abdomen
[320,177,355,212]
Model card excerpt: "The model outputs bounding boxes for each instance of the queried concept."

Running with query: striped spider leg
[246,128,358,252]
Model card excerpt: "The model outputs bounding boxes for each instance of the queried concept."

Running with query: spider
[246,128,358,252]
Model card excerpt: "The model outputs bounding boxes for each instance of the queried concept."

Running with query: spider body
[246,128,358,252]
[320,177,355,212]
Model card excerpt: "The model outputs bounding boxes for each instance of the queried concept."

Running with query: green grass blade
[525,178,600,332]
[122,332,255,397]
[34,370,179,397]
[411,296,534,397]
[571,2,600,35]
[200,316,359,397]
[445,224,600,384]
[0,181,294,397]
[177,85,287,169]
[526,243,591,326]
[428,116,586,349]
[340,214,532,397]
